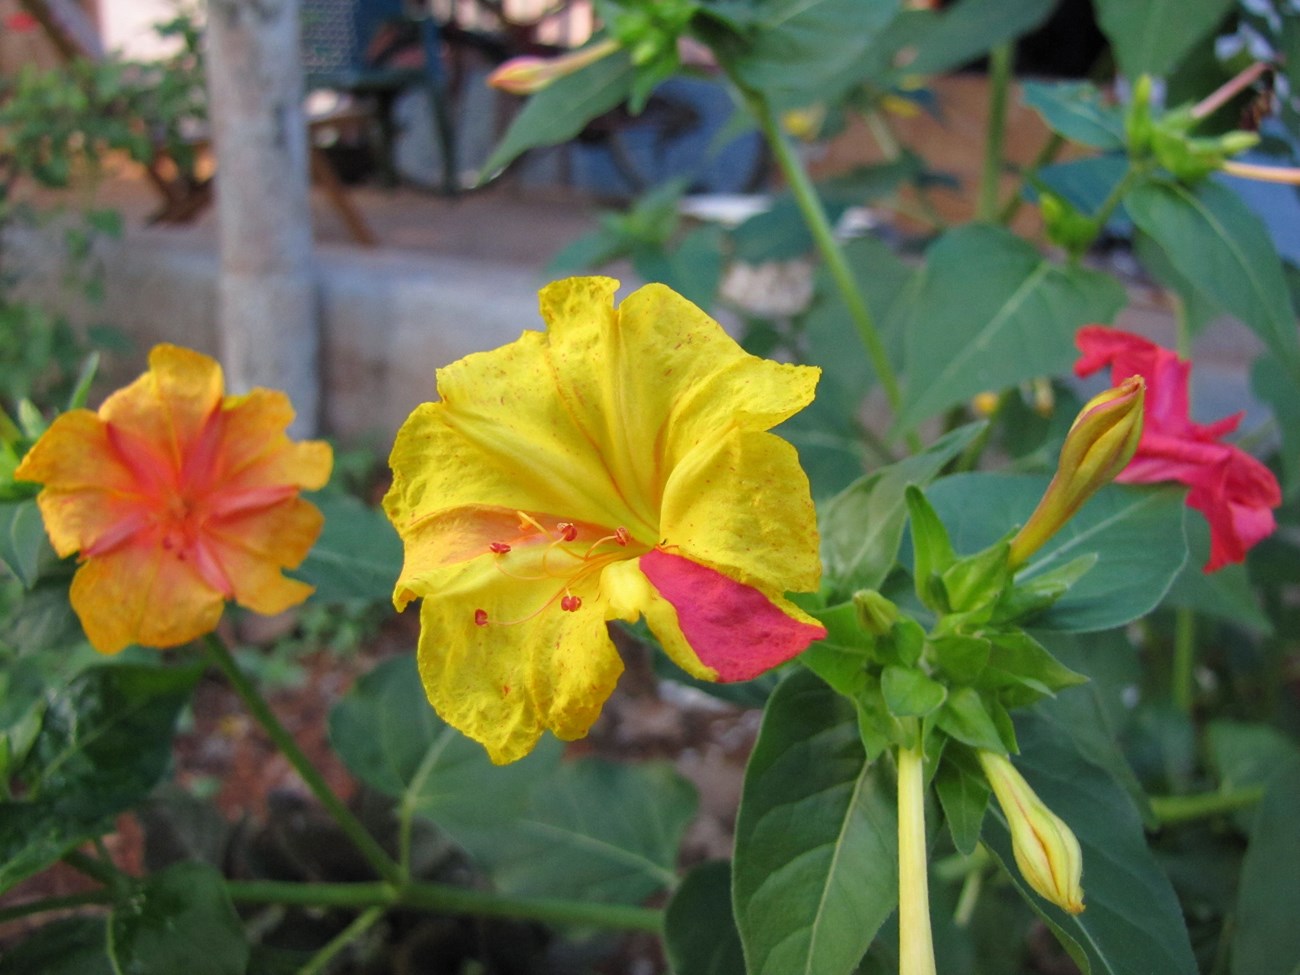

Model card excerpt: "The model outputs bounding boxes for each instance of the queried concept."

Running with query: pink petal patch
[639,548,825,682]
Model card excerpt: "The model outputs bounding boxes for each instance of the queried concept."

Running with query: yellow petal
[100,345,224,465]
[414,557,624,764]
[536,277,821,517]
[660,428,821,595]
[70,542,224,653]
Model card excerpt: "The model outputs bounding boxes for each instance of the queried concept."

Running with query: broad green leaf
[897,225,1126,431]
[0,917,113,975]
[292,493,402,603]
[1161,513,1271,632]
[1231,756,1300,975]
[1206,719,1299,835]
[935,687,1005,753]
[1126,180,1300,382]
[482,757,695,903]
[0,663,199,893]
[733,668,898,975]
[107,862,248,975]
[1094,0,1237,78]
[820,423,983,600]
[664,861,746,975]
[0,499,49,589]
[925,474,1188,632]
[935,747,989,856]
[894,0,1055,77]
[882,665,946,718]
[1253,355,1300,498]
[1021,81,1126,150]
[1036,155,1131,224]
[480,49,635,179]
[719,0,901,110]
[983,710,1198,975]
[329,655,561,849]
[1133,232,1226,338]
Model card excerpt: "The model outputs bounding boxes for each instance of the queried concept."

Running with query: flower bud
[1008,375,1144,567]
[979,751,1085,915]
[487,37,621,95]
[853,589,900,637]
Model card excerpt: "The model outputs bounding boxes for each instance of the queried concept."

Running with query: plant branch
[226,880,665,932]
[1192,61,1271,121]
[897,728,936,975]
[979,44,1013,222]
[202,634,403,886]
[998,131,1065,226]
[300,905,387,975]
[0,889,114,924]
[748,90,918,447]
[1150,786,1265,825]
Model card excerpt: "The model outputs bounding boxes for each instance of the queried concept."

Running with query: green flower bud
[979,751,1085,915]
[1008,375,1144,568]
[853,589,900,636]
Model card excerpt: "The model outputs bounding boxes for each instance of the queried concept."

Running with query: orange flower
[15,345,332,653]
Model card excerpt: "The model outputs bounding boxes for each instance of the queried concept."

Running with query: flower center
[473,512,640,627]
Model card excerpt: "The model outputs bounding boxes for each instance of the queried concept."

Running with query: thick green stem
[202,634,403,886]
[300,905,387,975]
[0,889,113,924]
[63,848,124,890]
[749,91,917,446]
[979,44,1013,222]
[226,880,665,932]
[1150,786,1265,825]
[897,731,937,975]
[998,132,1065,226]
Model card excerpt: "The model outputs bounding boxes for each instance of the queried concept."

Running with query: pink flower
[1074,326,1280,572]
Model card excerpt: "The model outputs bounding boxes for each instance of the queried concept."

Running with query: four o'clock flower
[15,345,332,654]
[384,276,827,764]
[1075,326,1281,572]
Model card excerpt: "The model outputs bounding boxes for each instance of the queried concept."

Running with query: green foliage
[664,861,745,975]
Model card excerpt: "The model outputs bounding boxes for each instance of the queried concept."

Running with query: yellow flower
[15,345,332,653]
[384,277,826,763]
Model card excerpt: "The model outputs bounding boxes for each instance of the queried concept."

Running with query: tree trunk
[204,0,320,435]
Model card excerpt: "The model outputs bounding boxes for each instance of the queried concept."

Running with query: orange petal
[100,345,224,467]
[70,541,225,653]
[218,389,332,491]
[205,498,324,614]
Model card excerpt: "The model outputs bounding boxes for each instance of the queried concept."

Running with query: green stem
[979,44,1013,222]
[0,889,114,924]
[1172,607,1196,715]
[202,634,403,886]
[1092,162,1144,232]
[1149,786,1265,825]
[998,131,1065,226]
[953,863,983,929]
[749,91,917,447]
[226,880,665,932]
[897,728,936,975]
[299,905,386,975]
[62,848,123,889]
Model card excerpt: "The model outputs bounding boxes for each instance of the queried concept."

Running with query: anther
[489,541,512,554]
[615,527,630,546]
[560,594,582,612]
[557,522,578,542]
[474,609,489,626]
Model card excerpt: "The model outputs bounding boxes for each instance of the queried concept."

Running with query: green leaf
[1021,81,1126,150]
[1206,720,1300,835]
[925,474,1188,632]
[482,757,695,903]
[1126,180,1300,383]
[935,687,1006,753]
[0,917,113,975]
[292,493,402,603]
[1231,755,1300,975]
[107,862,248,975]
[897,225,1126,430]
[1253,355,1300,498]
[329,655,562,850]
[0,663,199,894]
[819,421,981,601]
[719,0,901,110]
[983,710,1198,975]
[664,861,746,975]
[1093,0,1237,78]
[881,664,947,718]
[893,0,1055,78]
[1161,512,1271,632]
[0,499,50,589]
[976,630,1087,707]
[935,746,990,856]
[480,49,636,179]
[733,668,898,975]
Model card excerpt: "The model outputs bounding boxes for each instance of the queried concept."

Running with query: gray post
[204,0,320,435]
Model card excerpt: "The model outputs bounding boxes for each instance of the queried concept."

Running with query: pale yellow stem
[898,736,937,975]
[1221,160,1300,185]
